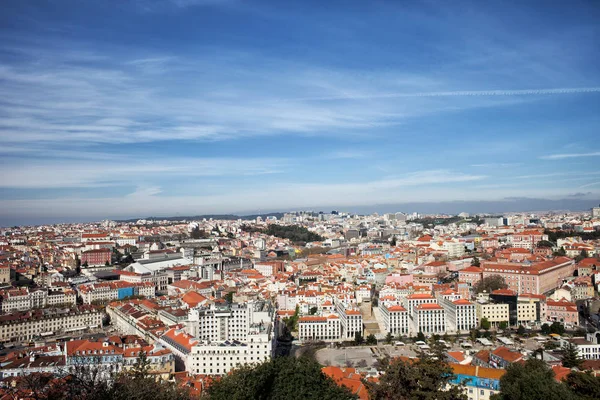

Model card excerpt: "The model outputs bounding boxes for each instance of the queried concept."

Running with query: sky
[1,0,600,226]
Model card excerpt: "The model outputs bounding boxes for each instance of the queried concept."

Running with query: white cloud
[539,151,600,160]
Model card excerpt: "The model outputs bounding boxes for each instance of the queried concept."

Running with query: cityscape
[1,1,600,400]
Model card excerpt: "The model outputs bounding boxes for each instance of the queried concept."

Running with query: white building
[440,298,477,333]
[298,314,342,342]
[415,304,446,335]
[379,302,409,335]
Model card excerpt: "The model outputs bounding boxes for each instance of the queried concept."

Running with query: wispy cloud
[0,157,287,189]
[580,182,600,189]
[539,151,600,160]
[471,163,522,168]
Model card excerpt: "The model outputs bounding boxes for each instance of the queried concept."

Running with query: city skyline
[1,1,600,225]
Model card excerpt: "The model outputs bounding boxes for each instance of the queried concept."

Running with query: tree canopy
[474,275,508,293]
[366,355,467,400]
[206,356,356,400]
[264,225,324,243]
[490,358,577,400]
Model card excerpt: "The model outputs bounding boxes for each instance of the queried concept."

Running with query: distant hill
[116,212,286,223]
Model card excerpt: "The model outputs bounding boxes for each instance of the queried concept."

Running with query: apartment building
[414,303,446,335]
[440,298,477,333]
[517,293,545,324]
[480,257,574,294]
[476,302,509,327]
[0,265,10,285]
[449,364,505,400]
[78,281,156,304]
[81,248,112,266]
[334,299,363,340]
[0,306,102,342]
[546,298,579,326]
[298,315,341,342]
[379,302,409,335]
[0,287,76,314]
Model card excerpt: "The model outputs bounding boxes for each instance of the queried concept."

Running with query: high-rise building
[592,204,600,218]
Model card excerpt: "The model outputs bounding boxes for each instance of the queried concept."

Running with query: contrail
[296,87,600,101]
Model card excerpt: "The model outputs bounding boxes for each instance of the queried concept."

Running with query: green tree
[385,332,393,344]
[480,317,491,330]
[416,331,426,342]
[541,323,551,335]
[366,354,467,400]
[561,341,583,369]
[309,306,318,315]
[498,321,508,330]
[565,371,600,400]
[491,358,577,400]
[553,247,567,257]
[206,356,356,400]
[471,256,480,267]
[550,321,566,335]
[537,240,555,248]
[354,331,364,345]
[575,249,589,263]
[366,334,377,345]
[474,275,508,293]
[517,325,526,335]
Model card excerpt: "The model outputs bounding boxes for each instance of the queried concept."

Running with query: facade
[481,257,574,294]
[298,315,341,342]
[334,300,363,340]
[476,302,509,327]
[379,302,409,335]
[440,298,477,333]
[0,306,102,342]
[546,299,579,326]
[78,281,156,304]
[81,248,112,266]
[0,287,76,314]
[0,265,10,284]
[449,364,505,400]
[414,303,445,335]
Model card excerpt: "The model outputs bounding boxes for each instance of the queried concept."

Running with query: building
[481,257,574,294]
[489,346,524,369]
[379,302,409,336]
[0,265,10,285]
[476,301,509,328]
[449,364,505,400]
[546,298,579,326]
[298,315,341,342]
[440,298,477,333]
[517,293,545,324]
[0,306,102,342]
[78,281,156,304]
[334,300,363,340]
[0,287,76,314]
[414,303,446,335]
[81,248,112,266]
[183,301,276,375]
[592,205,600,218]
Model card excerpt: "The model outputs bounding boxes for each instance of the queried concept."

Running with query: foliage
[385,332,393,344]
[553,247,567,257]
[537,240,555,248]
[206,356,356,400]
[416,331,426,342]
[480,317,491,330]
[517,325,526,335]
[544,341,560,350]
[575,250,589,263]
[471,256,480,267]
[474,275,508,293]
[547,321,566,335]
[283,305,300,331]
[564,371,600,400]
[309,306,318,315]
[366,354,467,400]
[490,358,577,400]
[354,331,364,345]
[498,321,508,330]
[561,342,583,369]
[366,334,377,345]
[264,225,324,244]
[190,226,209,239]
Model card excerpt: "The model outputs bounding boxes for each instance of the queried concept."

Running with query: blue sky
[1,0,600,225]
